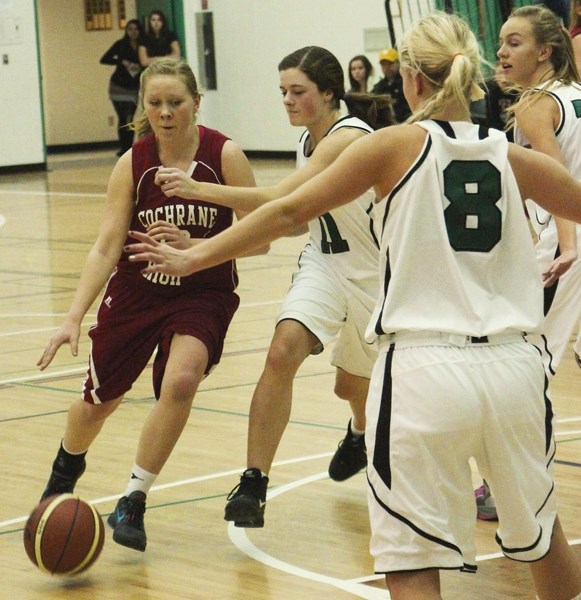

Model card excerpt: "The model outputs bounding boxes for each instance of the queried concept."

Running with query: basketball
[23,494,105,575]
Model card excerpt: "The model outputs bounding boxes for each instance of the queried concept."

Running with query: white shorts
[366,333,556,574]
[277,244,377,378]
[527,224,581,375]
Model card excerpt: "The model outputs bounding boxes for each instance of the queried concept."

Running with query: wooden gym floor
[0,150,579,599]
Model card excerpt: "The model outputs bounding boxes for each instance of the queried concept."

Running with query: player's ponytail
[398,11,485,124]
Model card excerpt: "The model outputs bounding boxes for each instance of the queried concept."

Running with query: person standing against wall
[348,55,374,93]
[138,9,180,67]
[100,19,143,156]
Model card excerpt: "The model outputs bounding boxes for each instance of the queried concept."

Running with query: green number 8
[443,160,502,252]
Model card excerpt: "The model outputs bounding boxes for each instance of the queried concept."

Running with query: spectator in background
[348,55,374,93]
[100,19,143,156]
[138,9,180,67]
[371,48,411,122]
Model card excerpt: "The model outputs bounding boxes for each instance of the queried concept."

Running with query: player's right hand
[37,322,81,371]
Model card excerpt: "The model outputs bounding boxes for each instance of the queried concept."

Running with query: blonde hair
[505,5,580,128]
[131,57,202,138]
[397,11,485,123]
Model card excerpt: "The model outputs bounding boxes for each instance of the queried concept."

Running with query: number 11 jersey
[297,115,379,283]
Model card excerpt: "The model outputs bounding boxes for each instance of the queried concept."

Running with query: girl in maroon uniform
[37,58,258,552]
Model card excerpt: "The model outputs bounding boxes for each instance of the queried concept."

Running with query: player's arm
[155,127,366,219]
[509,144,581,225]
[125,126,405,276]
[516,97,578,285]
[38,153,135,369]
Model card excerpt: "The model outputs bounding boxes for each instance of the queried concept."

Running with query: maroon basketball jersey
[117,125,238,296]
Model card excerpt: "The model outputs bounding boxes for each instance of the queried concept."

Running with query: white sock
[351,424,365,437]
[61,440,87,455]
[123,464,157,497]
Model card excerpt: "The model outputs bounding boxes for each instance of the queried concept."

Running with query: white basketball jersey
[366,120,543,342]
[297,115,379,281]
[515,82,581,239]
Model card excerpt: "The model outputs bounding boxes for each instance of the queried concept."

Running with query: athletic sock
[351,424,365,437]
[123,464,157,497]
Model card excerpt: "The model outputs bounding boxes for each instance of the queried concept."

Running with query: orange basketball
[23,494,105,575]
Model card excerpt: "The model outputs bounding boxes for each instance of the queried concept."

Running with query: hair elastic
[342,92,349,101]
[452,52,464,61]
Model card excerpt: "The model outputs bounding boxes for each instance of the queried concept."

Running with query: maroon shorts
[81,272,239,404]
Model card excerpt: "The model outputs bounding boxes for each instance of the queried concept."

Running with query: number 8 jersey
[367,120,543,342]
[297,115,379,282]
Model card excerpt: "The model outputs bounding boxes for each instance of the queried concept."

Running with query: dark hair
[278,46,394,129]
[124,19,143,40]
[348,55,373,92]
[147,9,170,39]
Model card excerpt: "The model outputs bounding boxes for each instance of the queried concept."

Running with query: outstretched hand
[126,230,197,276]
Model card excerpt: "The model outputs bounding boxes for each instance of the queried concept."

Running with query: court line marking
[3,454,580,598]
[228,472,581,599]
[228,473,388,600]
[0,452,335,529]
[0,190,106,198]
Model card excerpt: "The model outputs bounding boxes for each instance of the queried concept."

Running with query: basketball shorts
[526,224,581,375]
[277,245,377,378]
[82,272,239,404]
[366,334,556,574]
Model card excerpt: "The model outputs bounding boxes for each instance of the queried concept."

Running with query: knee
[162,369,201,404]
[334,370,369,402]
[264,337,306,374]
[334,379,351,400]
[76,397,120,423]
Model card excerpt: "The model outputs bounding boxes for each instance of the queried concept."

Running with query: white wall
[0,0,44,167]
[182,0,392,152]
